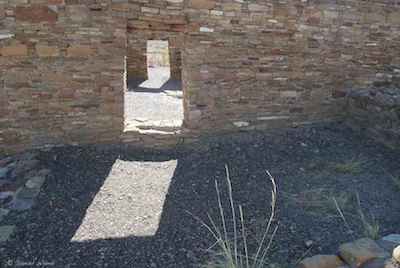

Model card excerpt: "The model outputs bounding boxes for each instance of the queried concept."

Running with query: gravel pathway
[1,123,400,267]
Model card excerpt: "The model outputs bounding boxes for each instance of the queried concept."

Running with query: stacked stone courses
[1,0,400,153]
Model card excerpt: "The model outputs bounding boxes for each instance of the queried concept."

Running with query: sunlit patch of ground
[72,160,177,241]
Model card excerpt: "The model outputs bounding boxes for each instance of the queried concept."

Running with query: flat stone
[16,6,58,23]
[0,225,15,243]
[0,33,14,40]
[0,191,14,200]
[378,235,400,252]
[9,198,34,211]
[379,240,400,253]
[0,167,9,179]
[394,246,400,263]
[25,176,46,189]
[383,234,400,244]
[233,121,250,127]
[37,169,51,177]
[361,258,399,268]
[0,45,28,57]
[0,157,13,167]
[17,152,37,161]
[16,187,40,199]
[188,0,216,9]
[0,208,9,222]
[339,238,389,267]
[298,255,344,268]
[11,159,39,178]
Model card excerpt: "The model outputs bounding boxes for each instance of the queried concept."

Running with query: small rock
[0,167,9,179]
[25,176,46,189]
[0,225,15,243]
[17,152,37,161]
[8,198,34,211]
[361,258,395,268]
[11,159,39,178]
[383,234,400,244]
[37,169,51,177]
[305,240,314,248]
[298,255,344,268]
[339,238,389,267]
[0,191,14,200]
[15,187,40,199]
[233,121,250,127]
[0,209,9,222]
[394,246,400,263]
[0,157,13,167]
[378,235,400,252]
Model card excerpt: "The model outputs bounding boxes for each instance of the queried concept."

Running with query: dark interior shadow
[127,78,182,93]
[3,125,400,267]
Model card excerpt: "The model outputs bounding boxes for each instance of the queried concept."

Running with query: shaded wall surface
[1,0,400,153]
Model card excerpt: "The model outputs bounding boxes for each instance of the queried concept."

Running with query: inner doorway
[124,40,183,133]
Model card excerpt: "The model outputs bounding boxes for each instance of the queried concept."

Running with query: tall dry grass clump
[193,165,279,268]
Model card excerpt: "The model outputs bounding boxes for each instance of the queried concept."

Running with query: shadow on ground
[2,124,400,267]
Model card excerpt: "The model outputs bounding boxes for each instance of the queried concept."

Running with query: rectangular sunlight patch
[71,159,177,241]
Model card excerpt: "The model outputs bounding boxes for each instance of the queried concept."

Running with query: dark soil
[1,123,400,267]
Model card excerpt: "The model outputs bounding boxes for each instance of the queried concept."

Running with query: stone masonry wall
[181,0,400,131]
[2,0,400,153]
[0,1,126,153]
[126,0,185,80]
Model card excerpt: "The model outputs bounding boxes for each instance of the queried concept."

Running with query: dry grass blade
[192,166,279,268]
[333,197,354,238]
[225,165,238,266]
[254,170,277,265]
[239,205,249,268]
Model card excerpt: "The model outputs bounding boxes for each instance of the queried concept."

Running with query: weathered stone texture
[1,0,400,153]
[346,87,400,148]
[0,1,126,153]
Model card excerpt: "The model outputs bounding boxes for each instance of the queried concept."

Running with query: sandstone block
[361,258,398,268]
[0,45,28,57]
[141,7,159,14]
[189,0,216,10]
[298,255,344,268]
[48,0,65,5]
[67,46,94,57]
[66,5,90,22]
[339,238,389,267]
[16,5,58,23]
[36,45,59,57]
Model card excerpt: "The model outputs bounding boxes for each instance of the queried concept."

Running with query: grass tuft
[333,192,380,240]
[196,165,279,268]
[332,160,363,174]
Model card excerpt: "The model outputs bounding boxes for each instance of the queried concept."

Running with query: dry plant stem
[254,170,277,266]
[226,165,239,266]
[333,197,354,239]
[239,205,249,268]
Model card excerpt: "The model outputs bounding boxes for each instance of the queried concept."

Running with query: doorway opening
[124,40,183,133]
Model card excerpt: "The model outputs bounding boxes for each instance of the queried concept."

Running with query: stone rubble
[346,87,400,148]
[299,235,400,268]
[0,151,51,243]
[339,238,389,267]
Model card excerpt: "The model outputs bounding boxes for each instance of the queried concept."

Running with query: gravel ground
[1,123,400,267]
[125,67,183,129]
